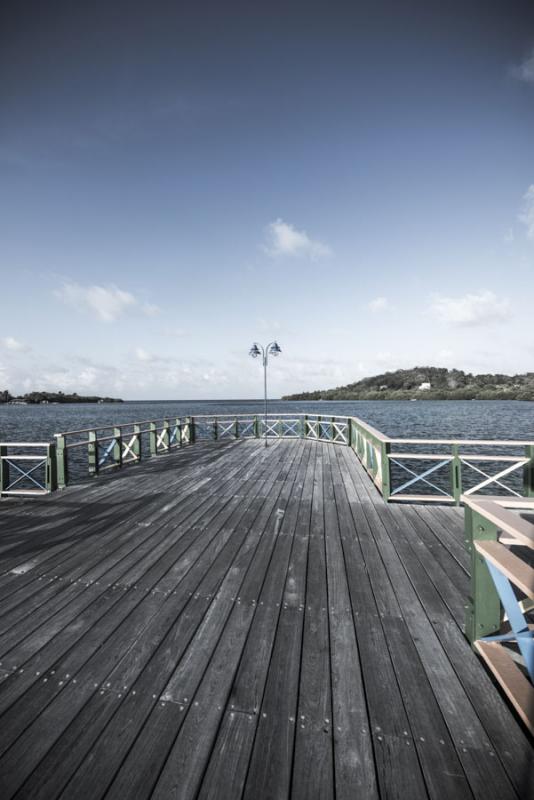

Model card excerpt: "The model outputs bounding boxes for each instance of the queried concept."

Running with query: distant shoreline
[1,391,123,405]
[282,392,534,402]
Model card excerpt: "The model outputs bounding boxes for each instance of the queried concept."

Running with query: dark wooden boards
[0,439,531,800]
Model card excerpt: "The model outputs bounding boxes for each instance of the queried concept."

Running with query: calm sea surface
[1,399,533,442]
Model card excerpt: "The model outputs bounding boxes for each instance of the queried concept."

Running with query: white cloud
[504,228,514,243]
[257,317,282,333]
[429,290,511,326]
[438,348,454,360]
[519,184,534,238]
[162,326,187,337]
[142,303,161,317]
[1,336,29,352]
[55,282,137,322]
[511,48,534,83]
[368,296,388,312]
[135,347,152,362]
[264,219,332,259]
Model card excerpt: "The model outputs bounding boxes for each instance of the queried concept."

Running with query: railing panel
[0,443,56,496]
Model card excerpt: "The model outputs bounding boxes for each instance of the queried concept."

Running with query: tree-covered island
[282,367,534,401]
[0,390,123,404]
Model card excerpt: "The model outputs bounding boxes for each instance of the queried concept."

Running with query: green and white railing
[465,495,534,734]
[0,443,57,497]
[1,413,533,502]
[386,438,534,504]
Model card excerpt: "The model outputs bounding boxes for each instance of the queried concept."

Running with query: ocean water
[0,398,533,443]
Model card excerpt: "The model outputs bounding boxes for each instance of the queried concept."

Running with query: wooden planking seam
[321,443,379,800]
[338,446,523,800]
[0,440,255,584]
[4,442,303,800]
[145,442,311,800]
[342,446,534,796]
[0,442,299,797]
[0,440,264,604]
[290,442,336,799]
[331,445,436,799]
[412,504,470,573]
[0,441,274,647]
[384,503,468,626]
[0,440,288,684]
[193,442,315,800]
[0,443,286,715]
[239,441,317,799]
[54,441,306,800]
[0,440,234,572]
[336,445,504,798]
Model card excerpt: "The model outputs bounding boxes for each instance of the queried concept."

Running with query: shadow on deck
[0,439,531,799]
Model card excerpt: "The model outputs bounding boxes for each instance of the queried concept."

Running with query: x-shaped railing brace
[481,559,534,681]
[3,458,47,492]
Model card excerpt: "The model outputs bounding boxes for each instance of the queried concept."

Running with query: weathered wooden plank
[290,445,335,799]
[92,442,304,800]
[0,444,293,795]
[339,446,521,800]
[0,439,261,610]
[0,440,272,665]
[322,444,378,800]
[414,504,470,572]
[32,443,302,800]
[196,442,312,799]
[241,444,316,799]
[476,641,534,736]
[474,540,533,598]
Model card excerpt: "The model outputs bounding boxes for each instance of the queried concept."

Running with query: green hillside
[282,367,534,401]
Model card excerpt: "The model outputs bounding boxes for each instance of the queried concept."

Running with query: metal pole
[263,347,268,447]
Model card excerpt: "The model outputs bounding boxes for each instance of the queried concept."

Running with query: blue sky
[1,1,534,399]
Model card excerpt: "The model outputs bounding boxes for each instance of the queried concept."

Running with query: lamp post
[249,341,282,446]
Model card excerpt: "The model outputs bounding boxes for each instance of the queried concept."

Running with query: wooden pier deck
[0,438,531,799]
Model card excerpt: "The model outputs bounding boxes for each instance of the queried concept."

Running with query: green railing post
[46,442,57,492]
[213,418,218,440]
[0,445,9,493]
[149,422,157,456]
[113,427,122,468]
[317,415,322,440]
[302,414,308,438]
[347,418,353,448]
[176,418,182,447]
[523,444,534,497]
[450,444,462,505]
[381,441,391,501]
[55,434,68,488]
[331,416,335,441]
[465,505,501,643]
[132,424,141,461]
[254,416,259,438]
[161,420,170,453]
[235,418,239,438]
[183,416,193,445]
[88,431,98,476]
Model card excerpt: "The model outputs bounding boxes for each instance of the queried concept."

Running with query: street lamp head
[269,341,282,357]
[249,343,261,358]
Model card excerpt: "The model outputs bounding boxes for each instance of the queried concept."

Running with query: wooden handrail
[464,497,534,548]
[474,540,534,598]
